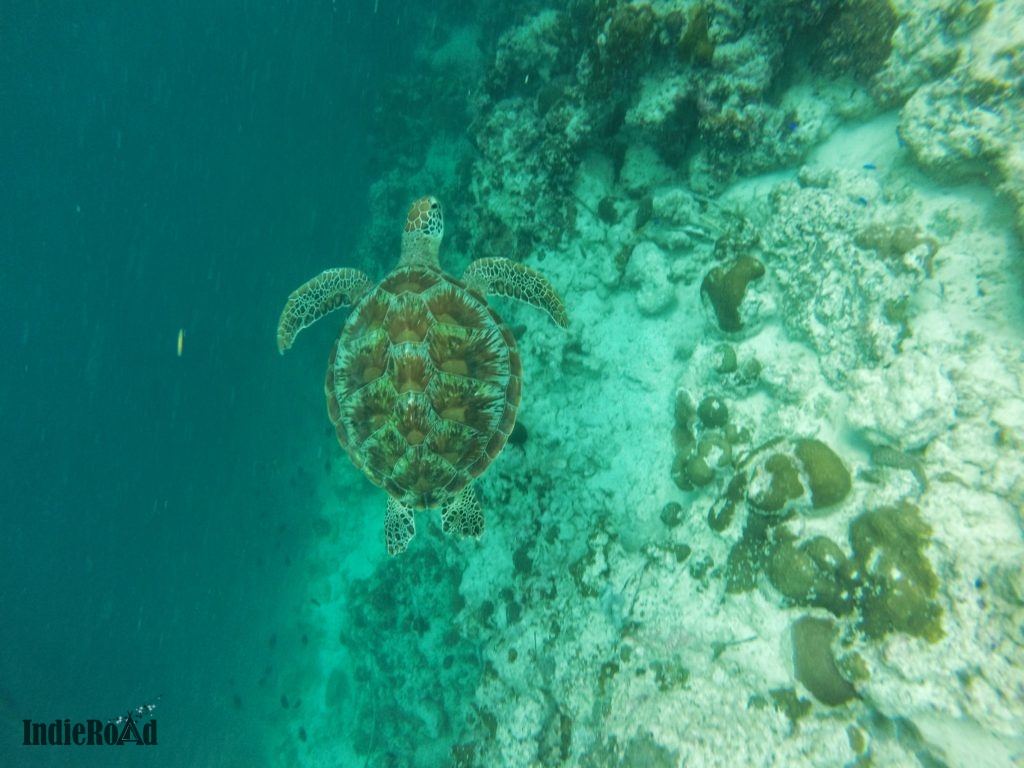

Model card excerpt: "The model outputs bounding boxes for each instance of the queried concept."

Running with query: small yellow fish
[177,328,184,357]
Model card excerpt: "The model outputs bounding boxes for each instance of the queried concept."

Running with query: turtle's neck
[399,230,442,268]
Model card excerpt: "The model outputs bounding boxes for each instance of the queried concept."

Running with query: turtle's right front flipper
[276,268,372,353]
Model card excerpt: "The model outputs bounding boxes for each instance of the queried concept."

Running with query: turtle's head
[400,196,444,267]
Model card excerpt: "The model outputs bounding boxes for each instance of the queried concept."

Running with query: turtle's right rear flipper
[276,268,372,353]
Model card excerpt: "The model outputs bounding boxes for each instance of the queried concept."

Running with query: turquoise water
[2,3,408,766]
[3,2,1023,768]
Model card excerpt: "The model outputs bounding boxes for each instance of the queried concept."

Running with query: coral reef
[850,502,943,642]
[791,616,858,706]
[768,535,855,616]
[701,255,766,332]
[794,438,852,509]
[894,1,1024,235]
[270,1,1024,765]
[813,0,899,82]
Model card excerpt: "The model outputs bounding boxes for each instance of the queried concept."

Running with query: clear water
[2,3,1022,768]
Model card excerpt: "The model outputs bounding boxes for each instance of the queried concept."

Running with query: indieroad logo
[22,694,161,746]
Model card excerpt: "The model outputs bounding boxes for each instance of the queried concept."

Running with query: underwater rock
[619,143,676,196]
[760,176,921,383]
[847,351,957,450]
[899,76,998,182]
[813,0,898,82]
[791,616,858,707]
[490,9,566,95]
[677,2,714,66]
[768,688,813,729]
[871,0,974,105]
[701,256,765,332]
[626,241,676,315]
[597,196,619,224]
[893,1,1024,234]
[602,3,659,74]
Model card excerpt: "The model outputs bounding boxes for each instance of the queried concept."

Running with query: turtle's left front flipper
[463,257,569,329]
[276,268,372,353]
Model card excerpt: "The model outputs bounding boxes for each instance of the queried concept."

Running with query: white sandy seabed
[267,110,1023,768]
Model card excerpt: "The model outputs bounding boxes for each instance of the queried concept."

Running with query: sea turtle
[277,196,568,555]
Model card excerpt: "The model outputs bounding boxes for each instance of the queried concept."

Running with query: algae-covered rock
[850,502,943,642]
[714,343,738,373]
[743,438,850,517]
[725,513,772,593]
[677,435,732,489]
[794,439,852,509]
[701,255,765,332]
[707,473,746,533]
[767,687,812,728]
[622,731,677,768]
[651,657,690,692]
[697,395,729,428]
[748,453,804,514]
[724,424,750,444]
[684,455,715,487]
[698,434,732,468]
[767,535,855,616]
[672,389,696,453]
[814,0,898,82]
[792,616,857,707]
[659,501,684,528]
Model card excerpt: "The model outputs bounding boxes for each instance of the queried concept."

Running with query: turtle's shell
[326,264,522,509]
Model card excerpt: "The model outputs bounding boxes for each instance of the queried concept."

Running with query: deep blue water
[1,2,416,765]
